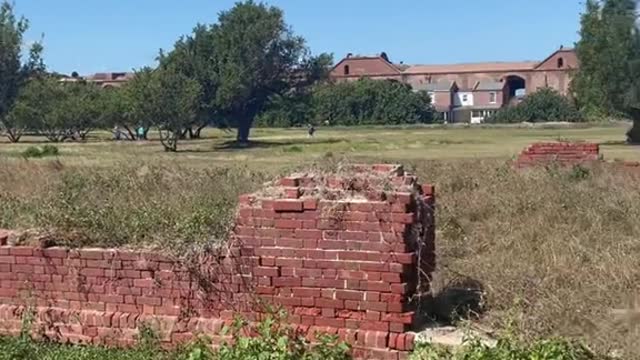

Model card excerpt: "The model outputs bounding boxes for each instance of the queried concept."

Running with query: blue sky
[15,0,584,75]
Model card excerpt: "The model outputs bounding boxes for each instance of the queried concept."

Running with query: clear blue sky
[15,0,584,75]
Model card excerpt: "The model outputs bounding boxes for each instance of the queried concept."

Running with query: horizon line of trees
[2,0,640,149]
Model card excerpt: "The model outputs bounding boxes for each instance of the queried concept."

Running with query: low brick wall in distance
[0,164,436,360]
[515,142,600,168]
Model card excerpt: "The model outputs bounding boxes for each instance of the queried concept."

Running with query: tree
[211,1,309,143]
[0,1,44,142]
[127,67,201,152]
[487,88,582,123]
[120,68,157,140]
[312,79,433,125]
[572,0,640,117]
[159,24,220,139]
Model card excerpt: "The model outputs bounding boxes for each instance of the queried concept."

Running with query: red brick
[303,199,318,210]
[315,298,344,309]
[273,277,301,287]
[390,283,409,294]
[336,290,364,301]
[42,248,68,258]
[364,331,389,349]
[0,256,15,264]
[77,249,106,260]
[284,188,301,199]
[391,213,414,224]
[275,219,302,229]
[382,273,402,283]
[294,229,322,240]
[314,318,345,328]
[292,287,320,297]
[253,267,279,277]
[362,301,387,312]
[275,238,304,248]
[274,200,304,212]
[361,321,390,332]
[279,177,300,187]
[382,312,414,324]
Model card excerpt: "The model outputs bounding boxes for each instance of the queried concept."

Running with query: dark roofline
[534,48,576,70]
[330,54,402,76]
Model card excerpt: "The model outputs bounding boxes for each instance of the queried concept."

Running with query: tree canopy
[487,88,582,123]
[0,1,44,142]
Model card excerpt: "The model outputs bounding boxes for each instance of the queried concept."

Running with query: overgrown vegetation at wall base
[487,88,582,123]
[410,338,607,360]
[0,313,351,360]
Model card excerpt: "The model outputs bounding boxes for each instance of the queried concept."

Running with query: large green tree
[0,1,44,142]
[211,1,310,143]
[572,0,640,117]
[125,67,201,151]
[159,24,220,139]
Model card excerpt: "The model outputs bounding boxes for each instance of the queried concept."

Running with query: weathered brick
[274,200,304,212]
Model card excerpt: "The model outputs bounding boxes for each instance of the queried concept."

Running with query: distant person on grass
[307,124,316,138]
[113,126,121,141]
[137,126,145,140]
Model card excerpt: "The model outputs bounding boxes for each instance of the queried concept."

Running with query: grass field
[0,123,638,167]
[1,123,640,357]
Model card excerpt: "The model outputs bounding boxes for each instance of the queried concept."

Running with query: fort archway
[504,74,526,100]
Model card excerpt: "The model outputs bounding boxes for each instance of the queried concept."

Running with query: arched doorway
[504,75,526,101]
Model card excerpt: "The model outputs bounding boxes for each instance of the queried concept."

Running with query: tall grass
[0,160,273,250]
[1,157,640,356]
[411,159,640,357]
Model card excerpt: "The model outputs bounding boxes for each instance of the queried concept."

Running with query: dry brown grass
[411,159,640,357]
[2,137,640,356]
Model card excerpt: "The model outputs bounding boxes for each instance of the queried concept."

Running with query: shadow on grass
[414,276,486,330]
[213,138,345,151]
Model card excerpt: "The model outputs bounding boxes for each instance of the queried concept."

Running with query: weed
[21,145,59,158]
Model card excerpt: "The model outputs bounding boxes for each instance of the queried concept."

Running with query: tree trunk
[627,108,640,144]
[193,124,206,139]
[5,129,22,143]
[236,118,252,144]
[159,128,179,152]
[123,126,137,140]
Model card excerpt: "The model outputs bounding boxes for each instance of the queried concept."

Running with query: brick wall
[516,142,600,168]
[0,164,435,360]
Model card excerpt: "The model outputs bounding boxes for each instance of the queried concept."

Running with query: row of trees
[571,0,640,142]
[257,78,434,127]
[0,1,338,151]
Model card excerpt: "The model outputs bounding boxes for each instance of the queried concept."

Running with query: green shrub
[410,337,606,360]
[216,313,350,360]
[487,88,582,123]
[312,79,434,126]
[21,145,59,158]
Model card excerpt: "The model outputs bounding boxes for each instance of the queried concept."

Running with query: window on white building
[489,92,497,103]
[462,94,468,102]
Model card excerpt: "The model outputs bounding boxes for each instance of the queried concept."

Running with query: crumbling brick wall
[0,164,435,360]
[516,142,600,168]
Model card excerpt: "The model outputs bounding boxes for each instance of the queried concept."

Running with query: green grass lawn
[0,123,638,168]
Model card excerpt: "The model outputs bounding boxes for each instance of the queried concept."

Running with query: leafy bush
[21,145,59,158]
[0,312,351,360]
[312,79,434,126]
[410,337,606,360]
[487,88,582,123]
[216,313,350,360]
